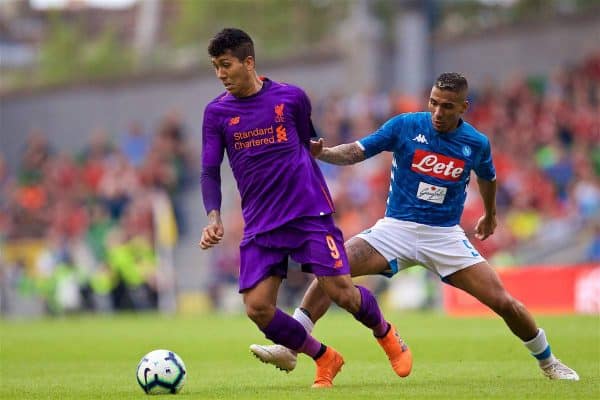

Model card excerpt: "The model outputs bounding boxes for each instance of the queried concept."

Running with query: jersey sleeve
[473,136,496,181]
[357,114,406,158]
[200,106,225,213]
[294,88,318,145]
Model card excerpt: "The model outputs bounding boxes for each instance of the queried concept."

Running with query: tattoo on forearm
[318,143,365,165]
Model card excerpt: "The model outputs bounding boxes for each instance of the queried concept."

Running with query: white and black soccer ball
[136,349,187,395]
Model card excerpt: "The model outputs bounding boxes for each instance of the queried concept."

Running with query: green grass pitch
[1,312,598,399]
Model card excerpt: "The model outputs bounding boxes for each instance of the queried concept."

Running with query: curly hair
[208,28,255,61]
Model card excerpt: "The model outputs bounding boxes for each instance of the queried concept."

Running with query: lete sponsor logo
[411,149,465,181]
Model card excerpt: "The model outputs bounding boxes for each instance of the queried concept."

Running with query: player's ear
[244,56,255,71]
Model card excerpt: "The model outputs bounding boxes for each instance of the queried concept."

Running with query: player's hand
[310,138,324,157]
[474,214,497,241]
[199,221,224,249]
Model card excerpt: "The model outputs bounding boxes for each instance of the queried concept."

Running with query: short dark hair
[434,72,468,93]
[208,28,255,61]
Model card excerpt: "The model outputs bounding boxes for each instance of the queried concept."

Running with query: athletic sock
[353,285,389,337]
[293,307,314,334]
[523,328,557,368]
[296,335,324,359]
[261,308,323,358]
[311,344,327,360]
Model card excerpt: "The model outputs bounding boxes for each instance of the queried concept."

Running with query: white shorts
[355,217,486,279]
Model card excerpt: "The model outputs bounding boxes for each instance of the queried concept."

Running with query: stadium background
[0,0,598,319]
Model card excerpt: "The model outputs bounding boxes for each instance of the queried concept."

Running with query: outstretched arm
[310,139,366,165]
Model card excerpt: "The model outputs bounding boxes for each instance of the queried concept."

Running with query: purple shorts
[238,215,350,292]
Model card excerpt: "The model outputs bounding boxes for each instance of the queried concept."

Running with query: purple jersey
[201,78,335,237]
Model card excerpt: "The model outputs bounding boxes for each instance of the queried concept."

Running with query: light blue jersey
[357,112,495,227]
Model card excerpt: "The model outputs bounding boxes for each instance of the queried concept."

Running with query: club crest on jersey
[229,116,240,126]
[411,149,465,181]
[462,145,472,157]
[274,103,285,122]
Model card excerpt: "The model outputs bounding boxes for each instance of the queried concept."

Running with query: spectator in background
[79,129,115,197]
[0,156,13,237]
[81,128,115,159]
[586,223,600,262]
[85,203,114,264]
[155,110,194,234]
[18,129,52,186]
[571,165,600,219]
[158,109,193,189]
[105,228,157,310]
[97,153,139,220]
[120,121,150,168]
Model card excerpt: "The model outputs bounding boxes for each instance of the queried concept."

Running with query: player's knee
[491,293,522,317]
[245,302,275,327]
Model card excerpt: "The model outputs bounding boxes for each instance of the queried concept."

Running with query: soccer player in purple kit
[251,73,580,381]
[199,28,412,388]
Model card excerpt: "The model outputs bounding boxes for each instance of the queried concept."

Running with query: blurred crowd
[2,53,599,315]
[0,111,193,314]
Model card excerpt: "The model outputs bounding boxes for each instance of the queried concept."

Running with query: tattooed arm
[311,139,366,165]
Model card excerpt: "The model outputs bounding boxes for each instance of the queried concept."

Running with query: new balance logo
[412,134,428,144]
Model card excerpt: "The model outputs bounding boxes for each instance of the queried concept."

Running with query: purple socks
[261,286,388,359]
[354,285,389,337]
[261,308,323,358]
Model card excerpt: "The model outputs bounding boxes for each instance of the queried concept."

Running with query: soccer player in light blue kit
[200,28,412,388]
[251,73,579,381]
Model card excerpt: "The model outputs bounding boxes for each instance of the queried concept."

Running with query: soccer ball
[136,349,187,395]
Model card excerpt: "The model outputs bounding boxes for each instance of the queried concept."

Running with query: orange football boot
[311,347,345,388]
[377,324,412,377]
